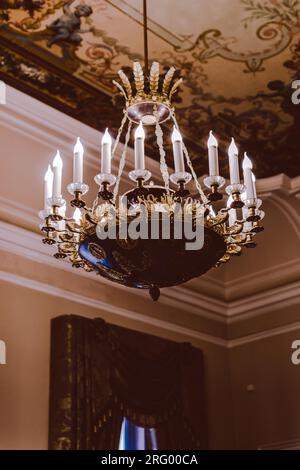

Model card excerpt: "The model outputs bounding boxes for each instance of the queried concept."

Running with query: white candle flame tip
[102,128,112,145]
[135,121,145,139]
[228,137,238,157]
[53,150,63,168]
[171,125,182,143]
[242,152,253,170]
[74,137,84,154]
[207,130,218,148]
[44,164,53,182]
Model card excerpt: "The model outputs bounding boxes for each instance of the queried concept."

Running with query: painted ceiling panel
[0,0,299,178]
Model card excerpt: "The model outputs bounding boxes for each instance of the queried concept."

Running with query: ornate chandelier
[39,1,264,301]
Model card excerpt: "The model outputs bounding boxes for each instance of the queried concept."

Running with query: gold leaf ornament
[133,62,145,94]
[169,78,183,99]
[118,70,132,99]
[112,80,127,101]
[162,66,176,96]
[150,61,160,94]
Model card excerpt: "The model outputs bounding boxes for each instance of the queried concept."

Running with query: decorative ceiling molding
[1,266,300,350]
[227,279,300,323]
[268,193,300,240]
[228,320,300,348]
[256,173,300,197]
[0,269,227,348]
[225,257,300,301]
[0,195,38,228]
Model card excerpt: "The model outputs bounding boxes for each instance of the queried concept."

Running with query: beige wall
[230,329,300,449]
[0,281,234,450]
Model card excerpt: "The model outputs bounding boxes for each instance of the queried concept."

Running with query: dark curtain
[49,315,208,450]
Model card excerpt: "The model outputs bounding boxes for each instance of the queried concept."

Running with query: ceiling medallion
[39,1,264,301]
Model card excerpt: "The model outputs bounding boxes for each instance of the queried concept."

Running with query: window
[119,417,158,450]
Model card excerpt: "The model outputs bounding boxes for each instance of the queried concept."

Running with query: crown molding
[0,195,39,228]
[256,173,300,196]
[225,257,300,301]
[1,267,300,349]
[161,284,226,318]
[268,193,300,240]
[228,319,300,348]
[0,270,227,348]
[227,279,300,322]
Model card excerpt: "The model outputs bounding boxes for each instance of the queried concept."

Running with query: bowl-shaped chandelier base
[78,226,226,290]
[127,101,171,125]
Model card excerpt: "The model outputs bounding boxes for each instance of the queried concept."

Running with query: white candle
[134,121,145,171]
[252,172,257,199]
[73,137,83,183]
[207,130,219,176]
[172,126,185,173]
[52,150,63,198]
[44,165,53,209]
[73,207,82,225]
[242,153,255,200]
[101,128,112,174]
[228,137,240,184]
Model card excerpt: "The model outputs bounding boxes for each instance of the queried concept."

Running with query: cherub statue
[47,0,93,47]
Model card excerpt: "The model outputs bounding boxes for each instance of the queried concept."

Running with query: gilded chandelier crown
[113,61,182,125]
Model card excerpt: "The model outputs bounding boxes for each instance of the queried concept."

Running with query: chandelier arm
[113,119,133,203]
[155,120,170,195]
[170,111,209,205]
[227,221,245,235]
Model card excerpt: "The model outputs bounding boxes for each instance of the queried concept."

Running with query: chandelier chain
[155,120,170,195]
[171,111,209,205]
[113,119,132,202]
[112,111,128,158]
